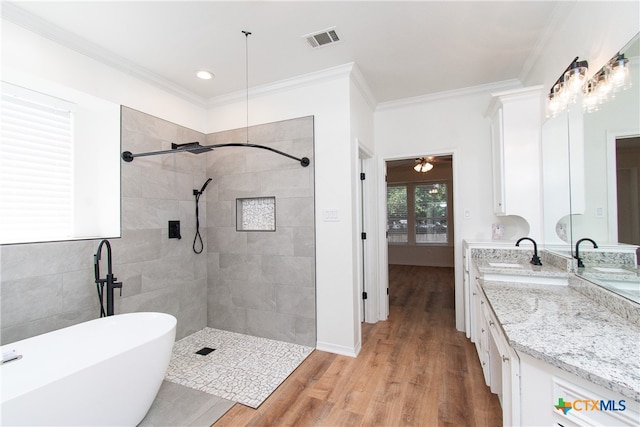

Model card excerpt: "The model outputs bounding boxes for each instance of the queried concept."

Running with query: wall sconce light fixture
[582,52,631,113]
[547,52,631,117]
[546,57,589,117]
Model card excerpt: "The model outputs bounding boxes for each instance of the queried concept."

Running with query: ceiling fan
[414,156,451,172]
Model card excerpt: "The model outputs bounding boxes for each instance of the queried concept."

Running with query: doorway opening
[616,136,640,265]
[385,155,455,314]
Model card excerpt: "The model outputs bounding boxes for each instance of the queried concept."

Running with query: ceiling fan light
[414,159,434,173]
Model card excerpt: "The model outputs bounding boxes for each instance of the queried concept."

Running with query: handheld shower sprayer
[193,178,212,254]
[194,178,212,196]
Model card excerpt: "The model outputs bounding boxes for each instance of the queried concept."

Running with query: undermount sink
[488,262,523,268]
[593,267,630,273]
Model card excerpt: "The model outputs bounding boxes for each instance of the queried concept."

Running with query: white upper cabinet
[486,86,544,238]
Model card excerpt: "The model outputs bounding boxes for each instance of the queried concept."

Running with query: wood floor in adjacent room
[213,265,502,427]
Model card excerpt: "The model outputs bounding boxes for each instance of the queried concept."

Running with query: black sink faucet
[575,238,598,268]
[515,237,542,266]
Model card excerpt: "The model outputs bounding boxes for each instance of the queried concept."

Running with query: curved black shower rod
[121,141,310,167]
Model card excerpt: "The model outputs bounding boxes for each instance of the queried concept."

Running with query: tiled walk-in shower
[165,327,313,408]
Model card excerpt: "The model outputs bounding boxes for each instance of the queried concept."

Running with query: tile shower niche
[236,197,276,231]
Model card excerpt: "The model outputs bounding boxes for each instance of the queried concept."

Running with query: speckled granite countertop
[578,264,640,281]
[481,280,640,402]
[476,260,569,278]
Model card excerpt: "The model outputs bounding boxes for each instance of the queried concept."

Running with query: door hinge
[387,288,389,295]
[361,232,367,239]
[360,172,366,180]
[362,291,368,300]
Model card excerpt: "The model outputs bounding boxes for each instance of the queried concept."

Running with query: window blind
[1,83,74,244]
[387,185,408,243]
[415,183,448,243]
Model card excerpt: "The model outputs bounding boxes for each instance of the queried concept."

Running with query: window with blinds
[387,182,449,245]
[415,183,448,243]
[387,185,408,243]
[1,82,75,244]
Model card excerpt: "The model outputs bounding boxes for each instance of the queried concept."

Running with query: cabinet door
[487,303,521,426]
[490,108,506,215]
[478,297,491,386]
[500,340,521,426]
[488,317,503,397]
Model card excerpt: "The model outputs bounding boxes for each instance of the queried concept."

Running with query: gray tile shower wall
[0,107,209,344]
[205,116,316,347]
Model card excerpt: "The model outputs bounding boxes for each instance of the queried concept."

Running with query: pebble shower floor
[165,327,314,408]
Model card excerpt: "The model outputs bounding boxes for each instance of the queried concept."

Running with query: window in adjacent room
[415,183,448,244]
[387,185,408,243]
[387,182,449,245]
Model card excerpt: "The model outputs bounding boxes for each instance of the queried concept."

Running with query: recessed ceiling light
[196,70,214,80]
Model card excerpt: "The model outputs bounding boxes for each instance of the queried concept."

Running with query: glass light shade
[414,161,434,173]
[547,93,562,117]
[595,70,613,102]
[582,80,600,113]
[564,64,588,94]
[609,56,630,90]
[546,84,568,117]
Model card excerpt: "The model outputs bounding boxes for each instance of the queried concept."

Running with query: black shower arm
[122,143,310,167]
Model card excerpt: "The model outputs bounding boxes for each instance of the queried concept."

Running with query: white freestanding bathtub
[0,312,177,426]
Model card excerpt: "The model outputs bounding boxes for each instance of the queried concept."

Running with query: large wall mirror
[543,32,639,304]
[579,34,639,254]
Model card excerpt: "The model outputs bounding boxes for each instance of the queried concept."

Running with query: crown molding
[518,1,576,87]
[1,2,208,108]
[375,79,523,112]
[206,63,357,108]
[349,64,377,110]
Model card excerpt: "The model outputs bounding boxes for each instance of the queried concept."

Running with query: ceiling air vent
[303,27,340,49]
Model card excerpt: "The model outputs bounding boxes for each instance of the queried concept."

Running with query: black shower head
[171,142,213,155]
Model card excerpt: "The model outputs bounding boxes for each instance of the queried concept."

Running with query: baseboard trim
[316,340,360,358]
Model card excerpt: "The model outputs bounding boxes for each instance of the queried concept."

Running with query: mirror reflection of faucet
[515,237,542,266]
[574,238,598,268]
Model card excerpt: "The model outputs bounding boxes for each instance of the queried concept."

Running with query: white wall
[206,64,364,356]
[523,1,640,97]
[374,83,519,331]
[1,21,207,132]
[350,72,377,325]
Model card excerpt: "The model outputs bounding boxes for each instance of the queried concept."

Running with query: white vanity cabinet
[485,297,521,426]
[486,86,543,236]
[473,280,491,386]
[474,279,521,426]
[519,352,639,426]
[463,240,518,340]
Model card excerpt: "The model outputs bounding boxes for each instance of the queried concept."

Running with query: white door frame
[375,149,464,330]
[357,142,379,323]
[606,128,640,243]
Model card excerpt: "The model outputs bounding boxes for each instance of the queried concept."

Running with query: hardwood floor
[213,265,502,426]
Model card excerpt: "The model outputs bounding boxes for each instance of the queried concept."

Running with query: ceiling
[3,1,567,106]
